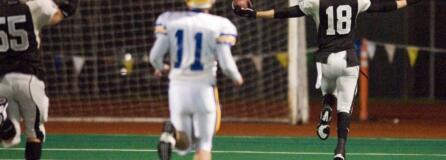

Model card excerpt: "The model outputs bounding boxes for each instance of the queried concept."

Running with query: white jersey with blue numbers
[150,11,241,85]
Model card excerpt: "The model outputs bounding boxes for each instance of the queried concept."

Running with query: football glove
[232,3,256,18]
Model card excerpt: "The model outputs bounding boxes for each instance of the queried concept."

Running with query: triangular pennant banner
[72,56,85,75]
[384,44,396,63]
[367,41,377,60]
[407,47,419,67]
[276,52,288,69]
[252,55,263,72]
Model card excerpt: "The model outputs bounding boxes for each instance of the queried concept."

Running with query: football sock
[25,142,42,160]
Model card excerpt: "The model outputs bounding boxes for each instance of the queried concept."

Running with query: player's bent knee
[0,119,16,141]
[175,131,190,151]
[337,106,351,114]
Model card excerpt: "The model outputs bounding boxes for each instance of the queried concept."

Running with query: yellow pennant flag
[407,47,419,67]
[276,52,288,69]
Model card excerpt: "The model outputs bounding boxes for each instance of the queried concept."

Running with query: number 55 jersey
[0,0,59,80]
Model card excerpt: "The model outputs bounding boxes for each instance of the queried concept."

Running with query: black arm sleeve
[55,0,78,17]
[274,5,306,19]
[407,0,422,6]
[366,1,398,13]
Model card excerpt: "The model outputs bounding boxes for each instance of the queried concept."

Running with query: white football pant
[168,81,221,154]
[318,51,359,113]
[0,73,49,148]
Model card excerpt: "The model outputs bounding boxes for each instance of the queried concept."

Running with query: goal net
[42,0,307,123]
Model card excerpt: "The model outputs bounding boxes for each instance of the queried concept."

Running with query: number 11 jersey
[154,11,239,85]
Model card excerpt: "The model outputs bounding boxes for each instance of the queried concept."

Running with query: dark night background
[39,0,446,103]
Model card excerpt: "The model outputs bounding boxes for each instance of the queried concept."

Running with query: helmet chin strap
[189,8,210,13]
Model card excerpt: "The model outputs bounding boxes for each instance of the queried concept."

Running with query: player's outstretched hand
[233,78,244,87]
[233,7,257,18]
[232,0,256,18]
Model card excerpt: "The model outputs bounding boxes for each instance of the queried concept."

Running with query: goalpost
[288,0,309,124]
[44,0,309,124]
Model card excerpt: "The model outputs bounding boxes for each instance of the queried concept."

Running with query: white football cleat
[333,154,345,160]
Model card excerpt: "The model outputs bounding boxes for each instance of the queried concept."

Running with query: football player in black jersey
[233,0,421,159]
[0,0,77,159]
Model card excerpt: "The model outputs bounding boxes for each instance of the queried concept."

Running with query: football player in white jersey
[0,0,77,159]
[149,0,244,160]
[233,0,421,159]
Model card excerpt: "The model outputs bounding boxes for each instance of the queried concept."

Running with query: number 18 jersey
[298,0,372,66]
[154,11,238,85]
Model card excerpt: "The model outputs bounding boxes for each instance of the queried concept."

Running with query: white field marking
[214,135,446,142]
[68,134,446,142]
[1,148,446,157]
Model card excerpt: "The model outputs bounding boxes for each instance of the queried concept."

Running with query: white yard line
[1,148,446,157]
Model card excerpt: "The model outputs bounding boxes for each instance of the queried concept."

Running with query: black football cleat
[158,141,172,160]
[157,122,176,160]
[0,97,8,128]
[317,94,336,140]
[317,124,330,140]
[317,106,332,140]
[333,141,346,160]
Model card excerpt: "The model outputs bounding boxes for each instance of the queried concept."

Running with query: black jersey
[297,0,372,66]
[0,0,57,80]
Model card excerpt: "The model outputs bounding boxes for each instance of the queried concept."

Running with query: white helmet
[185,0,216,9]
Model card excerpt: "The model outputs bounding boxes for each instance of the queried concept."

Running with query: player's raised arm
[362,0,422,13]
[51,0,79,25]
[27,0,78,27]
[232,0,309,19]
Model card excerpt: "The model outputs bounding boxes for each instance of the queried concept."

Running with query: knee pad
[0,119,16,141]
